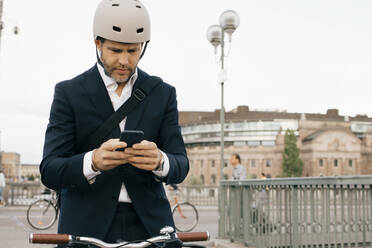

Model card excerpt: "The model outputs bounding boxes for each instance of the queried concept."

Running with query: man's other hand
[124,140,162,171]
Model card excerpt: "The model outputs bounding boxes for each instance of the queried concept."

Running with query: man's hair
[96,36,106,43]
[232,153,241,163]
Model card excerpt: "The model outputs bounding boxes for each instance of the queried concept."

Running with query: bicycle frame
[173,191,186,218]
[30,226,209,248]
[43,199,55,214]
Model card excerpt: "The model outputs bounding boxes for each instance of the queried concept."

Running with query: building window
[262,140,275,146]
[200,160,203,168]
[334,159,338,167]
[319,159,323,167]
[251,160,256,168]
[211,174,216,184]
[248,141,260,147]
[211,160,215,167]
[348,160,353,167]
[266,160,271,167]
[209,189,215,197]
[224,160,228,168]
[200,175,205,184]
[223,174,228,179]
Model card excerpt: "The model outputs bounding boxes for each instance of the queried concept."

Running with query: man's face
[95,39,142,83]
[230,155,238,167]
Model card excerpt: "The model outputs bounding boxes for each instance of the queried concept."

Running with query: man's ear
[94,39,102,51]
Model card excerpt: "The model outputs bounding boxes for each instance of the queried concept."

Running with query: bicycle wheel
[172,202,199,232]
[27,199,58,230]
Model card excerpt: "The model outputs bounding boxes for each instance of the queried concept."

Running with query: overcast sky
[0,0,371,164]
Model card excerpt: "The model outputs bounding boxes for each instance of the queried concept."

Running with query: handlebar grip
[176,232,210,242]
[29,234,72,244]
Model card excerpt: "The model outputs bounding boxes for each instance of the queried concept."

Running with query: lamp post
[207,10,240,183]
[0,0,3,50]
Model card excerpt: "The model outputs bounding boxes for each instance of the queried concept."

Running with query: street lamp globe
[206,24,222,48]
[13,26,19,35]
[219,10,240,41]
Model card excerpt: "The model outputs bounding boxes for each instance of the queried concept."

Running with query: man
[40,0,189,246]
[260,172,267,179]
[230,153,246,180]
[0,170,5,206]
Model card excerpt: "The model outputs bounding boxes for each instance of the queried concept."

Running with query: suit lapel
[80,65,115,121]
[125,68,150,131]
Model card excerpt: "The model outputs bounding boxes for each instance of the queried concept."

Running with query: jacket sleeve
[157,86,189,184]
[40,83,90,191]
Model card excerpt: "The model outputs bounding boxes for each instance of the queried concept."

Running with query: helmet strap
[140,41,149,59]
[95,48,105,68]
[95,48,112,77]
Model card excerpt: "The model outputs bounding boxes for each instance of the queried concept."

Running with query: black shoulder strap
[84,76,162,150]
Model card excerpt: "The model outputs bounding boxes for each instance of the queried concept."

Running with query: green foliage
[282,129,303,177]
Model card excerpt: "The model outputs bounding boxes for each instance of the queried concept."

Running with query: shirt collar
[96,62,138,91]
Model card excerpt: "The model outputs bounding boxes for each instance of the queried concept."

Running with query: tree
[282,129,303,177]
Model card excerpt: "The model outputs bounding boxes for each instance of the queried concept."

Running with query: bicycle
[27,189,59,230]
[169,185,199,232]
[30,226,209,248]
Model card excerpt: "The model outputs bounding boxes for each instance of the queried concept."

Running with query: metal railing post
[291,185,300,247]
[11,184,14,206]
[370,185,372,246]
[243,185,253,246]
[218,183,227,238]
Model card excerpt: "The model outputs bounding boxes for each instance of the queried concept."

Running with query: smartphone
[117,130,144,151]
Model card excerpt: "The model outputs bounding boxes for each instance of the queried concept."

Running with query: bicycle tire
[27,199,58,230]
[172,202,199,232]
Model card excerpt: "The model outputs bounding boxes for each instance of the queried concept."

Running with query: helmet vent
[112,3,120,6]
[136,5,141,8]
[113,26,122,32]
[136,28,144,33]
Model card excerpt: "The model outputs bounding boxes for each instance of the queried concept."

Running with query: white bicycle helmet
[93,0,151,43]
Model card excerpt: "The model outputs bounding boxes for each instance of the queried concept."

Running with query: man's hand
[92,139,132,171]
[124,140,162,171]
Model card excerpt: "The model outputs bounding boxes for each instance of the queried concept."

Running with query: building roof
[179,106,372,126]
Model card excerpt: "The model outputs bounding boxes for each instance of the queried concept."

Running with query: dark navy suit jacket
[40,65,189,239]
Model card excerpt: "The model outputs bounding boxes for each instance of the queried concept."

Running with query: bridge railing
[4,182,219,207]
[219,176,372,248]
[166,185,219,206]
[3,182,45,206]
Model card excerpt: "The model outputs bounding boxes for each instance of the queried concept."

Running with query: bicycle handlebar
[175,232,209,242]
[30,234,71,244]
[30,231,210,248]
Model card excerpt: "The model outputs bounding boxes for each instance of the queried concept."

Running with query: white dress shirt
[83,63,169,202]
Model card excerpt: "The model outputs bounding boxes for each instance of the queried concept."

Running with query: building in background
[21,164,40,182]
[0,152,40,182]
[0,151,21,182]
[179,106,372,185]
